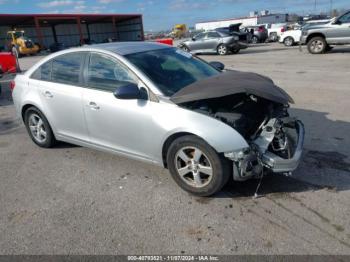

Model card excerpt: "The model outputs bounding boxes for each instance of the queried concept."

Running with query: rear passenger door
[31,52,89,142]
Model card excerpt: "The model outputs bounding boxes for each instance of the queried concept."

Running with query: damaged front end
[224,116,304,181]
[170,70,305,181]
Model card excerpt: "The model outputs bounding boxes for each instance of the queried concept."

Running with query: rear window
[31,60,52,81]
[207,32,220,38]
[31,52,84,85]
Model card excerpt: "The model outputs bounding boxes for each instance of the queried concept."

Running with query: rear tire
[24,107,56,148]
[251,36,259,44]
[307,37,326,54]
[284,37,294,47]
[166,135,231,197]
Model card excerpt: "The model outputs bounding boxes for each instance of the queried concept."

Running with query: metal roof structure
[0,14,142,26]
[0,13,144,47]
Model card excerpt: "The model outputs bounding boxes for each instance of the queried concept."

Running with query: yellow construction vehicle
[171,24,187,39]
[6,30,40,58]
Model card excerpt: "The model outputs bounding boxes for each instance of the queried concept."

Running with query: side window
[31,60,52,81]
[51,53,83,86]
[195,33,205,40]
[338,12,350,23]
[86,53,138,92]
[207,32,220,38]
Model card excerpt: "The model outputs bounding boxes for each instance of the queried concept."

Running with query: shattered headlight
[224,148,250,161]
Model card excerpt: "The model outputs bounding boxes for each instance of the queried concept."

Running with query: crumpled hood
[170,70,294,104]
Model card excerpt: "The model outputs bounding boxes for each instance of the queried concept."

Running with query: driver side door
[81,52,155,162]
[188,32,207,52]
[328,12,350,44]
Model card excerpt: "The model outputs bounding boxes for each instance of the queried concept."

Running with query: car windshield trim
[125,48,221,96]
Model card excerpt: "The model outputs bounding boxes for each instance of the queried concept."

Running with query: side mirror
[192,37,196,41]
[113,83,141,100]
[333,19,341,25]
[209,61,225,71]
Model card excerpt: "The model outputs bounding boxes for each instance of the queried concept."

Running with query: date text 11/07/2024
[127,255,219,261]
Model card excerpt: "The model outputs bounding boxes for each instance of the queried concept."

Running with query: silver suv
[301,10,350,54]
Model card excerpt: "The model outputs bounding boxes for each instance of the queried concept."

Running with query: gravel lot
[0,43,350,255]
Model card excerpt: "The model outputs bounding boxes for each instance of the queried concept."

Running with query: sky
[0,0,348,31]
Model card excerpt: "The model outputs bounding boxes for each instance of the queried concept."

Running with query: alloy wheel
[218,45,227,55]
[174,146,213,188]
[28,113,47,143]
[310,40,324,53]
[251,36,258,44]
[284,37,293,46]
[181,46,189,52]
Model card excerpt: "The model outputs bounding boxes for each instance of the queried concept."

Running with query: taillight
[10,80,15,92]
[281,27,285,33]
[258,26,264,32]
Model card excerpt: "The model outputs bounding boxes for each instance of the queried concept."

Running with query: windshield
[125,48,220,96]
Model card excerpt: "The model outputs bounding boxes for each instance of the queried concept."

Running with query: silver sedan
[12,42,304,196]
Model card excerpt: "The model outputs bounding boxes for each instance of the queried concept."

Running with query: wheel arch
[21,103,39,121]
[306,33,326,44]
[21,103,57,139]
[217,42,226,48]
[285,36,295,41]
[162,132,198,168]
[179,43,190,51]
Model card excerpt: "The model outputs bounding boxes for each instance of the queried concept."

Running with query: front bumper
[261,120,305,173]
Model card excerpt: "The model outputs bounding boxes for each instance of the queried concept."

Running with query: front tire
[166,135,231,196]
[24,107,56,148]
[180,45,190,53]
[307,37,326,54]
[217,44,228,55]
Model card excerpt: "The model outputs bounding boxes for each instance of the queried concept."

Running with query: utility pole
[314,0,317,12]
[330,0,333,15]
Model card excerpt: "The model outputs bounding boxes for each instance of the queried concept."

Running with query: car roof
[89,41,172,56]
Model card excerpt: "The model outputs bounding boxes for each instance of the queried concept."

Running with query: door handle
[43,91,53,98]
[88,102,100,110]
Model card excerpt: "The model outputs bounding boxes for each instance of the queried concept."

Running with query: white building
[195,11,288,31]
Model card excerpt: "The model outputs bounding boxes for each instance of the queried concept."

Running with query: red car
[0,52,19,95]
[0,52,18,75]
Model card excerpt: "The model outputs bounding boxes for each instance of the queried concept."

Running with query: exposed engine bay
[182,93,304,181]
